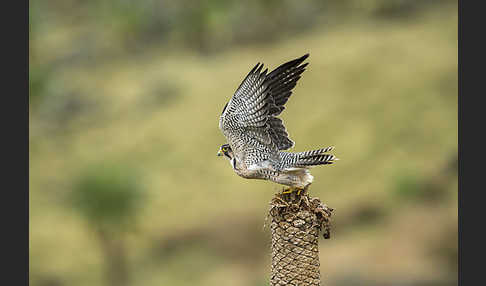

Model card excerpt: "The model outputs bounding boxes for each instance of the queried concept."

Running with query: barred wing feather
[219,54,310,152]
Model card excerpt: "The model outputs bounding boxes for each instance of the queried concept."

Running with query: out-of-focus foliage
[29,0,451,58]
[30,1,457,286]
[71,163,144,230]
[28,0,454,71]
[29,0,455,105]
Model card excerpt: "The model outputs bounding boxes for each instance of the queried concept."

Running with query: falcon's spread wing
[219,54,310,162]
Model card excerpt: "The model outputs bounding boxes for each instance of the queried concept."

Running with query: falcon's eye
[222,146,228,152]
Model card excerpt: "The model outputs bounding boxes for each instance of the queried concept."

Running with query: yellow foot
[282,187,294,194]
[282,187,305,195]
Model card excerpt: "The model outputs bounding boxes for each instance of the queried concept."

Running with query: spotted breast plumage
[217,54,338,193]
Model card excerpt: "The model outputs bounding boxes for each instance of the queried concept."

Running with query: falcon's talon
[282,187,294,194]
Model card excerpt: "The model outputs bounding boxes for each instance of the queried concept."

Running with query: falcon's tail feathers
[295,146,335,158]
[293,147,338,167]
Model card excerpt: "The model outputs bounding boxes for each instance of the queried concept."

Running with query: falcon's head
[217,144,233,160]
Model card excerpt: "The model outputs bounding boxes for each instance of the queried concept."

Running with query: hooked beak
[217,149,223,156]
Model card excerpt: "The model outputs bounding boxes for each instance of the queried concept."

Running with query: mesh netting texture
[269,191,333,286]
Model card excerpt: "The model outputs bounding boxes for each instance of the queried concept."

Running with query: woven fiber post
[269,189,333,286]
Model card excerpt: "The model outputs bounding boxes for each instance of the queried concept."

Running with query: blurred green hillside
[30,1,457,286]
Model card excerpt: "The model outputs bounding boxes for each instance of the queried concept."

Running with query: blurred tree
[70,163,145,286]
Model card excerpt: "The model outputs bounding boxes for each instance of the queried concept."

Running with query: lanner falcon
[217,54,338,194]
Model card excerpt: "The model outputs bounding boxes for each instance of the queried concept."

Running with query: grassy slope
[30,6,457,286]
